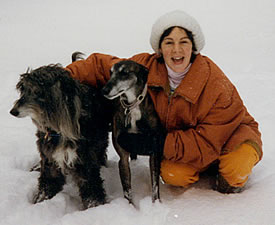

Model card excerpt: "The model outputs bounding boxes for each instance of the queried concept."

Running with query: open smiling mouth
[172,57,184,64]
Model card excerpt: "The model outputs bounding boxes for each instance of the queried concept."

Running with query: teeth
[173,57,183,60]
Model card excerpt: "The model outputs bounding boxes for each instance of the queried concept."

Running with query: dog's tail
[72,51,85,62]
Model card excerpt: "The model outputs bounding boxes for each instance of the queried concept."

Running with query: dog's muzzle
[10,108,19,117]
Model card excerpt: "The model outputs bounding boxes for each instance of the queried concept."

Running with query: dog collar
[120,84,148,127]
[44,130,61,141]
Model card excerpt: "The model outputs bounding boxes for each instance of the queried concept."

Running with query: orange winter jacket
[66,53,262,170]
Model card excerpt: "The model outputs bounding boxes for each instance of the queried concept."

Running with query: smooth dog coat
[102,60,165,204]
[10,64,111,209]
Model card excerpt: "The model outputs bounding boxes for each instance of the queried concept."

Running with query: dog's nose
[10,108,19,117]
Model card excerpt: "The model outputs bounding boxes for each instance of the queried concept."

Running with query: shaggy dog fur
[102,60,165,204]
[10,64,111,209]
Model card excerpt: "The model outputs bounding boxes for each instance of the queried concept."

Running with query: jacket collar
[147,54,210,104]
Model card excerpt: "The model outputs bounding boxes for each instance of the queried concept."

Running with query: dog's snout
[10,108,19,117]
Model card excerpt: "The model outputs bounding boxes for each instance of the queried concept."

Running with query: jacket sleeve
[65,53,121,87]
[163,86,248,170]
[65,52,156,87]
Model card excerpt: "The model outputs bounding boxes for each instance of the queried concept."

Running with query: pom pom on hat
[150,10,205,54]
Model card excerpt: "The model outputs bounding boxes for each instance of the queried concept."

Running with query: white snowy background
[1,0,275,224]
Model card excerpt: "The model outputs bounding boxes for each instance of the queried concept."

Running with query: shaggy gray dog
[10,64,112,209]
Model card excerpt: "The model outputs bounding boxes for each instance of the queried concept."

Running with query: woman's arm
[65,53,121,87]
[163,87,250,170]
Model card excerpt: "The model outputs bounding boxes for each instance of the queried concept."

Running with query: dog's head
[10,65,70,118]
[102,60,148,100]
[10,65,81,138]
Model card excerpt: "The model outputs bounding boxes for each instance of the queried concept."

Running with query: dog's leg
[149,153,161,203]
[118,154,133,204]
[149,136,163,203]
[112,121,133,204]
[130,153,137,161]
[33,158,65,204]
[98,150,108,167]
[73,162,106,209]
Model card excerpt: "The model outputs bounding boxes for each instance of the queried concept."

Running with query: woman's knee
[160,159,199,187]
[218,143,260,187]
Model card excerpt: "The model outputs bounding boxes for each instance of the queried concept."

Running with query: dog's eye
[120,71,132,78]
[20,96,26,102]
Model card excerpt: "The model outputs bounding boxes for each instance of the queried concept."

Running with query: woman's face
[160,27,193,73]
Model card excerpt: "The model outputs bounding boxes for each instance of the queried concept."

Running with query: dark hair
[157,26,197,63]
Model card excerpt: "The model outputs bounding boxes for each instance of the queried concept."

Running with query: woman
[66,10,262,193]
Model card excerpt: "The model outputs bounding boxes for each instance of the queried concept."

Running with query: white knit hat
[150,10,205,54]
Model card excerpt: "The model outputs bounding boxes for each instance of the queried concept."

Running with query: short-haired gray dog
[102,60,165,204]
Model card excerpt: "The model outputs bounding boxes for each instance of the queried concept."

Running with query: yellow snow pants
[160,143,260,188]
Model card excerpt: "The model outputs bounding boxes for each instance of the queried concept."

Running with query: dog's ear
[16,76,24,91]
[138,64,149,83]
[57,73,78,97]
[119,64,128,73]
[16,70,33,92]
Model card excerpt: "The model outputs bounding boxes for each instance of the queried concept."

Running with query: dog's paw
[29,162,41,172]
[33,190,49,204]
[82,198,106,209]
[123,190,134,205]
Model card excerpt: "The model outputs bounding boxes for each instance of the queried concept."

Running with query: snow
[1,0,275,224]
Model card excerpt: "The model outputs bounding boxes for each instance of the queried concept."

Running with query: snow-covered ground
[1,0,275,224]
